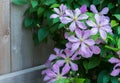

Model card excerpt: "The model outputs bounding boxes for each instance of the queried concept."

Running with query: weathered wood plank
[11,4,34,71]
[0,69,46,83]
[0,65,46,80]
[0,0,11,74]
[33,39,54,66]
[11,2,54,71]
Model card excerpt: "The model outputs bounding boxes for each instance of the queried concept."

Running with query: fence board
[0,0,11,74]
[11,2,54,71]
[11,4,34,71]
[33,38,54,66]
[0,69,45,83]
[0,0,54,82]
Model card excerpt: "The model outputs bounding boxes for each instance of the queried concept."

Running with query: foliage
[12,0,120,46]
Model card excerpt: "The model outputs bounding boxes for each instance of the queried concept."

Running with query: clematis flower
[42,65,67,83]
[86,14,112,40]
[60,8,88,31]
[49,48,63,61]
[80,5,88,14]
[90,4,109,15]
[67,29,100,58]
[64,32,69,39]
[109,57,120,76]
[66,42,72,49]
[54,49,79,73]
[50,4,67,18]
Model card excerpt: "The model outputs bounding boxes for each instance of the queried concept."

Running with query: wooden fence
[0,0,54,83]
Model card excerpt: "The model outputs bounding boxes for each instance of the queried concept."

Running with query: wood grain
[11,4,34,71]
[0,0,11,74]
[11,3,54,71]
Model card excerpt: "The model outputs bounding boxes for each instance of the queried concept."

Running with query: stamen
[65,57,71,63]
[80,38,84,42]
[57,74,62,80]
[73,16,78,21]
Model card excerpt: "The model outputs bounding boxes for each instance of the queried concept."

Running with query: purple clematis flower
[64,32,69,39]
[86,14,112,40]
[60,8,88,31]
[90,4,109,15]
[50,4,67,19]
[67,29,100,58]
[49,48,63,61]
[109,57,120,76]
[42,65,67,83]
[53,49,79,73]
[80,5,88,14]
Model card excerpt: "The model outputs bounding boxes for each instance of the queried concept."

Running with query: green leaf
[12,0,28,5]
[87,57,100,69]
[68,32,75,36]
[86,12,95,22]
[74,78,85,83]
[117,38,120,48]
[100,46,108,57]
[67,0,73,5]
[54,78,70,83]
[52,18,60,24]
[108,3,115,9]
[84,79,90,83]
[40,0,46,3]
[44,0,57,6]
[83,60,88,71]
[37,7,45,17]
[103,74,110,83]
[24,18,34,28]
[106,54,113,60]
[97,70,110,83]
[78,0,90,6]
[97,70,106,83]
[50,4,60,8]
[44,11,53,24]
[111,77,118,83]
[113,14,120,21]
[50,23,59,33]
[90,34,99,41]
[31,0,38,8]
[38,28,49,42]
[60,0,65,2]
[118,0,120,4]
[83,57,100,70]
[86,12,94,17]
[58,23,65,29]
[106,33,115,44]
[29,7,38,13]
[110,20,119,28]
[92,0,100,5]
[117,26,120,34]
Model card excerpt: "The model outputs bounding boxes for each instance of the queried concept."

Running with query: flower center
[65,57,71,63]
[98,24,102,28]
[60,12,63,16]
[57,74,62,80]
[80,38,84,42]
[73,16,78,21]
